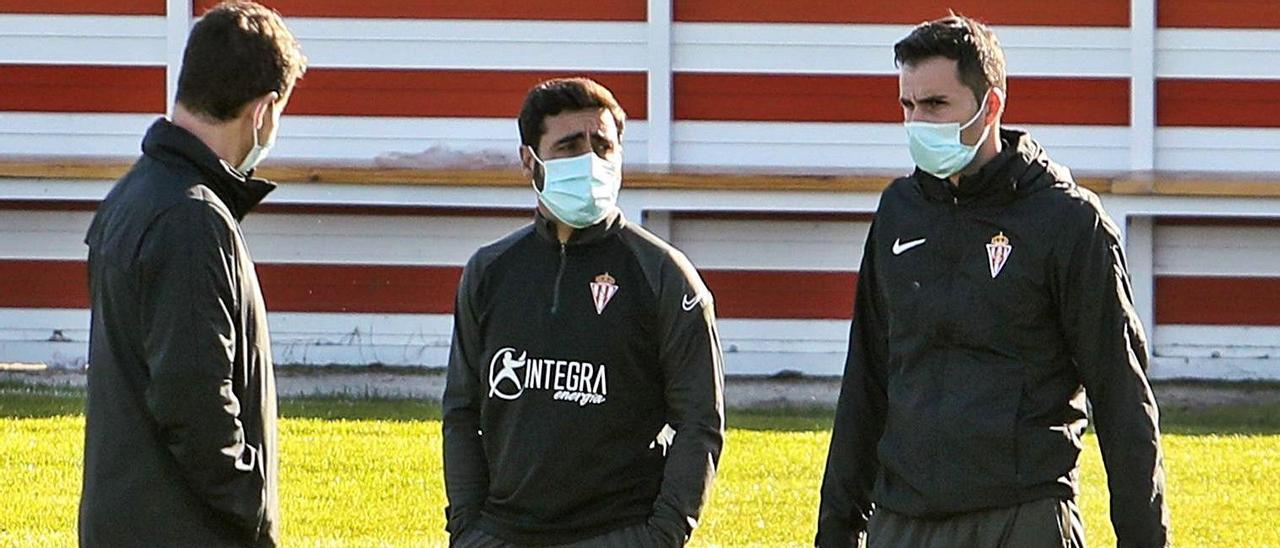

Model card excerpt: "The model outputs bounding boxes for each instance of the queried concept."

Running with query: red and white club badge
[590,272,619,314]
[985,231,1012,278]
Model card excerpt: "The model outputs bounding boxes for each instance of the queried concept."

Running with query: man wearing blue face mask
[80,2,305,546]
[817,15,1168,548]
[442,77,725,547]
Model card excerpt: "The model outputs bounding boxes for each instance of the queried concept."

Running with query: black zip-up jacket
[80,119,278,547]
[442,210,725,546]
[817,129,1169,547]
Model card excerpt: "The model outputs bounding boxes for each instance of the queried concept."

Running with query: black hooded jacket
[80,119,279,547]
[817,129,1169,547]
[442,210,725,546]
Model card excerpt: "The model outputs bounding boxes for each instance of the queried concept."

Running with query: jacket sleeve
[137,202,265,538]
[1055,205,1169,548]
[442,254,490,537]
[649,255,725,546]
[816,220,890,548]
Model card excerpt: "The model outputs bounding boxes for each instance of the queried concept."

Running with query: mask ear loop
[524,145,547,192]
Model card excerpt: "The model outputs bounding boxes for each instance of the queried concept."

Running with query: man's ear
[987,87,1006,125]
[519,145,544,191]
[251,91,280,130]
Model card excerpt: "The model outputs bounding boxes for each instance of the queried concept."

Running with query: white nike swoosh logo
[892,238,927,255]
[681,294,700,312]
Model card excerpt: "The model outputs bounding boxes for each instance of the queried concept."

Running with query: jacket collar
[916,128,1051,206]
[533,207,626,247]
[140,118,276,221]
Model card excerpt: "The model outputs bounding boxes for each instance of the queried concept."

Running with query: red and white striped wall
[3,0,1280,378]
[4,0,1280,171]
[1149,217,1280,378]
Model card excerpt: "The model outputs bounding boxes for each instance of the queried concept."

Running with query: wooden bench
[3,156,1280,197]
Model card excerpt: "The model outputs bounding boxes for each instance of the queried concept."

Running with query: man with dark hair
[817,15,1169,548]
[79,2,304,546]
[442,77,725,547]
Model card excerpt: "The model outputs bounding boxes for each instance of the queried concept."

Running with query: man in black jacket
[79,3,305,546]
[442,77,725,547]
[816,15,1169,548]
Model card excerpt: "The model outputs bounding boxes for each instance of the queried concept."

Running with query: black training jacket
[817,130,1169,547]
[80,119,278,547]
[442,210,725,546]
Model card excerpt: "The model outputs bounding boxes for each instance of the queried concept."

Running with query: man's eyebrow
[552,131,587,147]
[909,94,949,103]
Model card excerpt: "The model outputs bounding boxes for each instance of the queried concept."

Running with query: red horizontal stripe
[1157,276,1280,326]
[0,65,165,114]
[0,200,99,212]
[674,0,1128,27]
[0,260,87,309]
[1158,0,1280,29]
[256,264,460,314]
[290,69,648,119]
[1,259,856,319]
[10,261,1279,326]
[675,74,900,123]
[670,211,875,223]
[702,270,855,320]
[1158,79,1280,128]
[0,260,461,314]
[0,0,162,15]
[674,74,1129,125]
[1156,216,1280,228]
[194,0,645,21]
[0,200,534,218]
[258,204,532,218]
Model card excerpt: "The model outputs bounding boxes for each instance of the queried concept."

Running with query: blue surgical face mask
[238,101,276,174]
[529,148,621,229]
[904,89,994,179]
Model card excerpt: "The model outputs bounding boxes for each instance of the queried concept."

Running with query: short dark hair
[176,1,306,121]
[517,78,627,149]
[894,14,1006,106]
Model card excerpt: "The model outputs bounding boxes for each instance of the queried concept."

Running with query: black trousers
[866,498,1086,548]
[452,523,677,548]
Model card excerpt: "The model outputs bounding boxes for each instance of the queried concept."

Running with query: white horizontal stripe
[1149,356,1280,381]
[1155,325,1280,355]
[0,209,533,264]
[0,113,650,165]
[672,218,868,270]
[275,116,651,164]
[241,213,529,265]
[290,18,648,70]
[0,211,92,261]
[0,178,543,212]
[0,15,165,65]
[0,113,158,156]
[9,309,1279,378]
[1154,225,1280,277]
[1157,29,1280,80]
[0,308,87,339]
[673,122,1131,171]
[0,308,851,374]
[674,23,1130,77]
[1155,127,1280,173]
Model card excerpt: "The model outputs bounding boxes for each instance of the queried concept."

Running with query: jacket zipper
[550,243,567,314]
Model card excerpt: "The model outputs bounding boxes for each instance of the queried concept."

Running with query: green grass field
[3,383,1278,547]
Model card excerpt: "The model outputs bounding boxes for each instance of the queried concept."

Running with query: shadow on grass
[4,382,1279,435]
[0,382,442,423]
[0,384,85,418]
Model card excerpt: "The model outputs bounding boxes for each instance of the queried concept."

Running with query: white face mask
[904,89,995,179]
[237,102,275,174]
[529,148,621,229]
